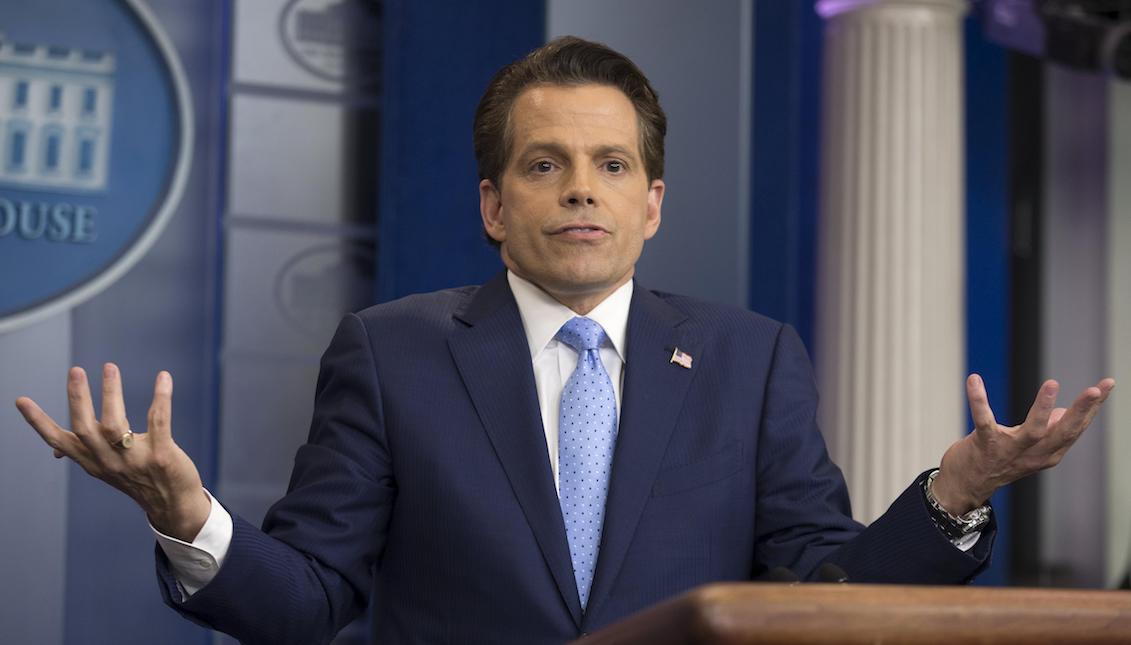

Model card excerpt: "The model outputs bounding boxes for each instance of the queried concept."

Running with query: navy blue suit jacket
[158,272,993,644]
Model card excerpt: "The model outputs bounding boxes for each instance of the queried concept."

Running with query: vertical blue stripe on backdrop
[377,0,546,302]
[208,0,234,501]
[749,0,822,350]
[964,14,1011,586]
[795,5,823,353]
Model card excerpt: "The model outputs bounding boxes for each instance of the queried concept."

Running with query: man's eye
[605,161,625,173]
[533,161,555,173]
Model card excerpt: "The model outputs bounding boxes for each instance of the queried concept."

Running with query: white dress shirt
[156,270,632,597]
[508,271,631,488]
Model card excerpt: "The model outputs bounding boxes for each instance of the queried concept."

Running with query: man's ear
[480,179,506,243]
[643,178,664,240]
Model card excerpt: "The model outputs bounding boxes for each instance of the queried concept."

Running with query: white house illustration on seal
[0,34,115,193]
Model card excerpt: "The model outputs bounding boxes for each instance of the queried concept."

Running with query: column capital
[816,0,967,19]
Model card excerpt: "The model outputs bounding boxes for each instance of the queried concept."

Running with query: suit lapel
[584,284,700,620]
[447,272,583,626]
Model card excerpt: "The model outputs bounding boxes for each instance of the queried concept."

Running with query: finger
[1050,385,1104,445]
[100,363,129,440]
[147,371,174,447]
[1097,377,1116,399]
[1081,375,1117,420]
[66,367,97,435]
[1048,408,1067,427]
[1022,380,1060,435]
[1047,379,1113,433]
[965,374,998,433]
[66,367,114,459]
[1073,383,1109,429]
[16,396,90,463]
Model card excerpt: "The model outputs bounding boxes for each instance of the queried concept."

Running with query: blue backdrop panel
[964,14,1011,586]
[749,0,823,349]
[377,0,545,301]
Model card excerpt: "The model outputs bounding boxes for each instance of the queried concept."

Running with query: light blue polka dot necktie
[556,316,618,610]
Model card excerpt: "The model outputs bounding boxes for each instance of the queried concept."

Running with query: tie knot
[556,317,607,353]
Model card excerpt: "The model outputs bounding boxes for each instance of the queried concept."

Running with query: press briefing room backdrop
[1,0,1129,643]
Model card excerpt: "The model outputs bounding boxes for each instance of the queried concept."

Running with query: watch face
[960,507,991,531]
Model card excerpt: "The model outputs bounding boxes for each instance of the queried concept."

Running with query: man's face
[480,84,664,311]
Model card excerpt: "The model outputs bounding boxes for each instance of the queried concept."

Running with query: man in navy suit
[16,37,1115,644]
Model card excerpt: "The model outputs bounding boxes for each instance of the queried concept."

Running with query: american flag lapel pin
[670,347,693,369]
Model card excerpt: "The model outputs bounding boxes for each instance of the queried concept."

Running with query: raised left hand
[931,374,1115,515]
[14,363,210,541]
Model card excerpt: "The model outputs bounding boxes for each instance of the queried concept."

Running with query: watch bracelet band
[922,469,991,541]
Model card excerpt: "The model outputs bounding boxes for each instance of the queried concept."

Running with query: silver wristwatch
[923,469,991,540]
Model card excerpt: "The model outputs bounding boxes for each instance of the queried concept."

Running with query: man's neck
[507,270,633,364]
[507,272,633,315]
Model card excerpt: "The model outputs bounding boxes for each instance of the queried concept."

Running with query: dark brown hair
[473,36,667,190]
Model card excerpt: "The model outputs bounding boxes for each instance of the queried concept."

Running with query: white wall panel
[0,313,69,645]
[218,358,322,526]
[1041,65,1109,587]
[233,0,364,93]
[228,94,378,227]
[1105,78,1131,587]
[223,227,374,357]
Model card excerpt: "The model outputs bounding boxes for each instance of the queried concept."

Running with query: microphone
[817,563,849,583]
[757,566,800,583]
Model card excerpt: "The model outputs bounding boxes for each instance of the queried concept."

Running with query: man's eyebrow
[515,142,570,158]
[591,145,638,160]
[515,142,640,160]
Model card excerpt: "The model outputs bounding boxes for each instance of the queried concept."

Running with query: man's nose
[560,167,596,207]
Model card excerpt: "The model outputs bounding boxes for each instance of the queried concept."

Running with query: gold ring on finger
[111,431,134,449]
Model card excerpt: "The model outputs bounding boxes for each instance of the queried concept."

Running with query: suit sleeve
[752,324,994,583]
[155,313,395,644]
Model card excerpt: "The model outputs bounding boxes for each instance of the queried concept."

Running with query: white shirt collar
[507,270,632,363]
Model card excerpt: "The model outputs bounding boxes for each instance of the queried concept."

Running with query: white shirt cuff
[151,488,234,599]
[952,530,981,552]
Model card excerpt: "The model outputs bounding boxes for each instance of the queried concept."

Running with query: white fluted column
[815,0,968,522]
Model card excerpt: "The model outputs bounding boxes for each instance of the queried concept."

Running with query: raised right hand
[15,363,210,541]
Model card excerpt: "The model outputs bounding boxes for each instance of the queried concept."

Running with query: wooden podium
[574,583,1131,644]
